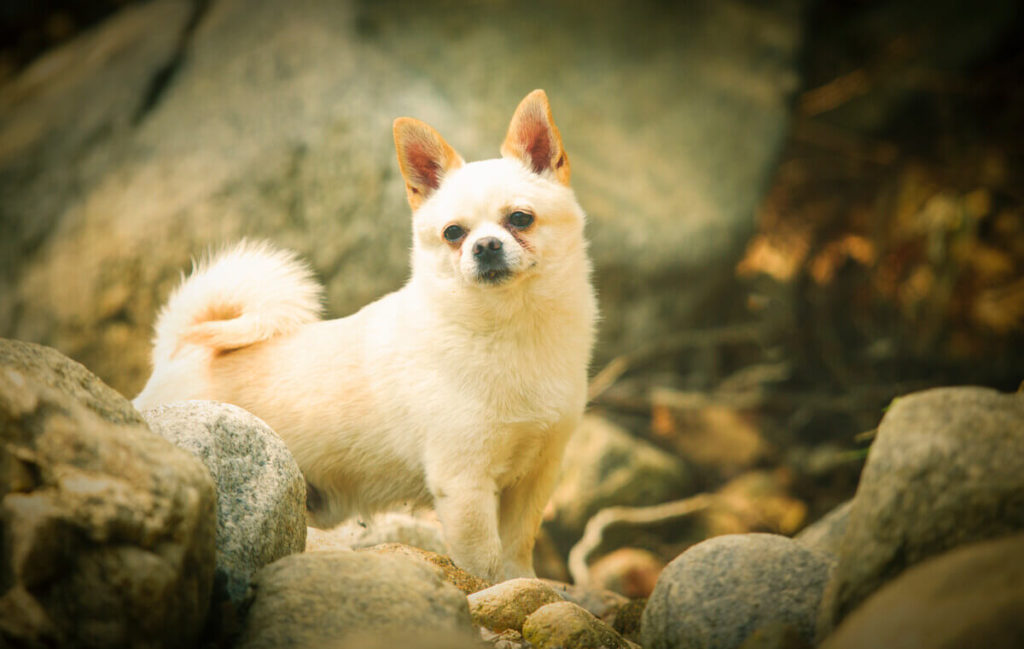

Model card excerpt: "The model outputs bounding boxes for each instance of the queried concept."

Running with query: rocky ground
[3,336,1022,648]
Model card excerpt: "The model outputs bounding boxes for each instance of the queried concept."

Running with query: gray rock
[141,400,306,608]
[468,578,564,632]
[547,415,693,553]
[817,387,1024,636]
[2,0,804,396]
[794,500,852,560]
[235,550,475,649]
[523,601,632,649]
[642,534,831,649]
[0,339,216,648]
[821,533,1024,649]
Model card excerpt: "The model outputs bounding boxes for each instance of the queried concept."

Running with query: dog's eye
[443,225,466,242]
[508,211,534,229]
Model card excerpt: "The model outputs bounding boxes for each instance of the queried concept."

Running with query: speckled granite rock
[643,534,831,649]
[817,387,1024,637]
[141,400,306,608]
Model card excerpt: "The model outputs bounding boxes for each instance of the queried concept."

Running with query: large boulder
[140,401,306,609]
[821,533,1024,649]
[0,339,217,648]
[817,387,1024,636]
[642,534,831,649]
[234,550,475,649]
[1,0,804,395]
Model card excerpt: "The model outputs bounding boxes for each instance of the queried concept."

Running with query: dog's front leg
[498,434,569,580]
[428,471,503,582]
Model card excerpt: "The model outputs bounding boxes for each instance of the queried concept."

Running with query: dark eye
[443,225,465,242]
[508,211,534,229]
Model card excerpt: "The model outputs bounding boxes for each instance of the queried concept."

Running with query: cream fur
[134,90,596,581]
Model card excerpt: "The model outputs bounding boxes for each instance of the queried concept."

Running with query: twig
[567,494,715,587]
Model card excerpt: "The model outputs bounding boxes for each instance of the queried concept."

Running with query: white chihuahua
[134,90,597,581]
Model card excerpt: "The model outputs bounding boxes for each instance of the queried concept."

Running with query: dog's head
[394,90,585,291]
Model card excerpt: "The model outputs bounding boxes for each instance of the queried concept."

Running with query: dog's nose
[473,237,503,259]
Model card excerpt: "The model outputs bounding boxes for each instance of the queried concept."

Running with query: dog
[134,90,597,581]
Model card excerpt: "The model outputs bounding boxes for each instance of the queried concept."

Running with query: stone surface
[541,580,631,621]
[642,534,831,649]
[547,415,693,553]
[608,598,647,644]
[821,534,1024,649]
[0,339,217,648]
[523,601,631,649]
[817,387,1024,635]
[141,400,306,608]
[468,578,564,632]
[739,623,811,649]
[361,543,491,595]
[235,550,475,649]
[588,547,664,598]
[794,500,851,560]
[305,510,448,555]
[1,0,804,396]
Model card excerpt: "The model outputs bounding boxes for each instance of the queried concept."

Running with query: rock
[468,578,564,632]
[608,598,647,644]
[587,547,664,598]
[817,387,1024,635]
[333,630,488,649]
[361,543,491,595]
[479,627,529,649]
[0,339,217,648]
[235,550,475,649]
[642,534,831,649]
[738,623,811,649]
[541,579,631,621]
[2,0,804,396]
[522,601,631,649]
[0,336,144,426]
[794,500,851,560]
[547,415,693,553]
[305,510,448,555]
[140,400,306,609]
[820,533,1024,649]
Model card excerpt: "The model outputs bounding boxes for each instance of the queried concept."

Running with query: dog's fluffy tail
[150,240,323,363]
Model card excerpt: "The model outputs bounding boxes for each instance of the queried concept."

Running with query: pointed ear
[394,117,464,211]
[501,89,570,186]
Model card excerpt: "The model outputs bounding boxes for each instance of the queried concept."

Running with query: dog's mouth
[476,268,514,285]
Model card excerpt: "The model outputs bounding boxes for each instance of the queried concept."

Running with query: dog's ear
[501,89,570,186]
[394,118,464,211]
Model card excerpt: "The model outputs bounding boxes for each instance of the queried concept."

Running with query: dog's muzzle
[473,236,512,284]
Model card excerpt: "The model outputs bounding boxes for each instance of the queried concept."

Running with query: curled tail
[150,240,323,363]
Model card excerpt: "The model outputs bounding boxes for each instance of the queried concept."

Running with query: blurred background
[2,0,1022,591]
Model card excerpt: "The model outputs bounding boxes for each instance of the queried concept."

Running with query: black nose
[473,237,503,260]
